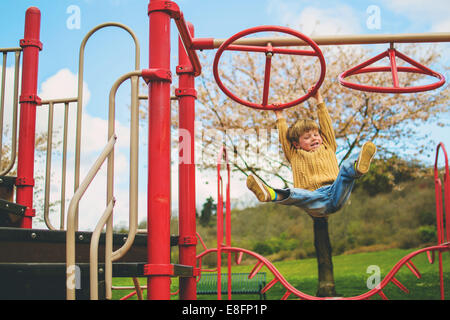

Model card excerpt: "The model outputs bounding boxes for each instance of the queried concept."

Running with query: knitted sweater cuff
[276,117,286,124]
[317,101,326,109]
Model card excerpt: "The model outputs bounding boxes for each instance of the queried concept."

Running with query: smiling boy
[246,88,376,217]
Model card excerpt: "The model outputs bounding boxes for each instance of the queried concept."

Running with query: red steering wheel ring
[339,48,446,93]
[213,26,326,110]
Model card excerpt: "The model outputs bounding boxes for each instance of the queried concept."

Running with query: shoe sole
[246,175,270,202]
[356,142,376,174]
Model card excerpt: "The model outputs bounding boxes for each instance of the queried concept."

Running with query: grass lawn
[112,247,450,300]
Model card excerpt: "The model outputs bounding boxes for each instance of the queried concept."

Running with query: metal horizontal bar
[208,32,450,48]
[0,48,22,53]
[138,94,178,100]
[40,97,78,105]
[226,44,317,56]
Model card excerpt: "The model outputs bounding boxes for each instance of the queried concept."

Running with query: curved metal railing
[0,48,21,176]
[38,23,140,232]
[66,68,142,300]
[65,23,141,300]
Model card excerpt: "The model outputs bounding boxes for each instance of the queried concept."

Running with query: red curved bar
[213,25,326,110]
[339,48,445,93]
[196,244,449,300]
[195,144,450,300]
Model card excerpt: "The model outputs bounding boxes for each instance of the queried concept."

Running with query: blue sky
[1,0,449,229]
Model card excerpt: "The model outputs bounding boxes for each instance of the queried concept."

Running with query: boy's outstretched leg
[355,141,376,175]
[246,174,279,202]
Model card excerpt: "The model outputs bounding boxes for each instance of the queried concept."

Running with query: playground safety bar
[0,48,21,176]
[192,32,450,50]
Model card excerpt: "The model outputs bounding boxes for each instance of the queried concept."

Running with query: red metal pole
[388,49,400,88]
[16,7,42,229]
[225,157,232,300]
[216,173,223,300]
[147,0,172,300]
[262,43,273,107]
[177,22,197,300]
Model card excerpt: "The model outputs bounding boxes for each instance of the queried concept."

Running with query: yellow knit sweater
[277,102,339,191]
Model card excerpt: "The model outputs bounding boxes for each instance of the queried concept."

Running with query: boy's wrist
[315,93,323,104]
[274,110,284,119]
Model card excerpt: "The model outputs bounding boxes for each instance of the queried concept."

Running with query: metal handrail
[73,22,140,230]
[90,197,115,300]
[108,70,140,263]
[66,69,141,300]
[0,49,22,176]
[62,22,140,300]
[26,22,140,233]
[66,134,116,300]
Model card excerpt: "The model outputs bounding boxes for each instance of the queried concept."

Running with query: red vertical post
[177,22,197,300]
[216,148,226,300]
[216,171,223,300]
[16,7,42,229]
[388,49,399,88]
[147,0,172,300]
[225,160,232,300]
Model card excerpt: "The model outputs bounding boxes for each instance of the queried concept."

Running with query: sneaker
[355,142,376,175]
[246,174,272,202]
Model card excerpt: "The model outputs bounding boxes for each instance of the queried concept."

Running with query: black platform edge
[0,227,180,247]
[112,263,195,277]
[0,176,16,188]
[0,199,26,217]
[0,262,194,278]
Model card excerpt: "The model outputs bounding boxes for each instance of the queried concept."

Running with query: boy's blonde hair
[287,119,319,145]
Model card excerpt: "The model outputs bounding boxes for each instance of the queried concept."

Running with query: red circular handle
[213,26,326,110]
[339,48,446,94]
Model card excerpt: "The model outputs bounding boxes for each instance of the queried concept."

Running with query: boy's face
[293,129,323,151]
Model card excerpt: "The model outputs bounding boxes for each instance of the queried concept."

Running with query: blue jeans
[274,156,359,217]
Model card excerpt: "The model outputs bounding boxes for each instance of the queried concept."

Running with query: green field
[112,247,450,300]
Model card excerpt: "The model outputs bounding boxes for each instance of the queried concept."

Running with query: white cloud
[431,20,450,33]
[266,0,362,35]
[382,0,449,17]
[381,0,450,32]
[36,68,131,153]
